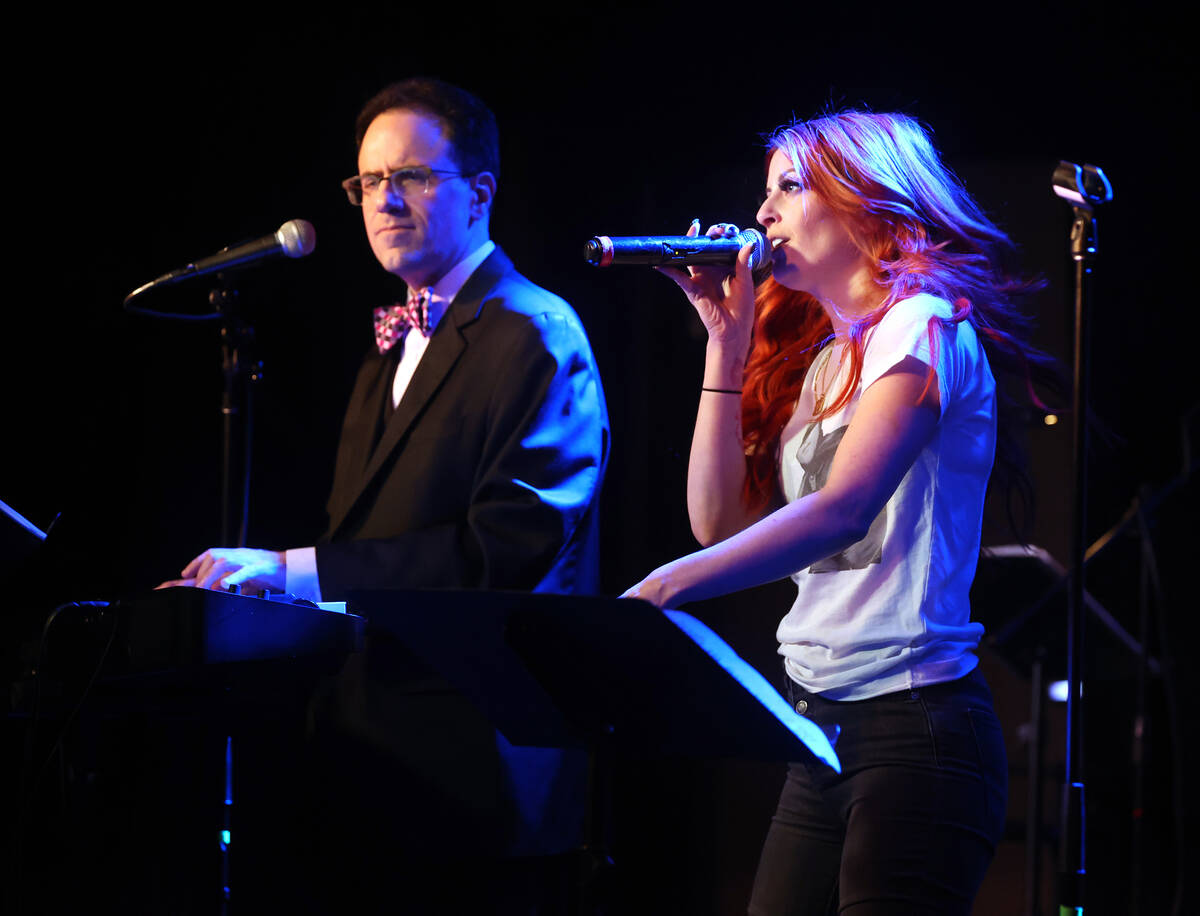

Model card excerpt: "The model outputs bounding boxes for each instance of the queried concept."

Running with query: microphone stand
[124,220,314,549]
[212,277,260,548]
[1052,160,1112,916]
[123,268,256,549]
[212,277,260,915]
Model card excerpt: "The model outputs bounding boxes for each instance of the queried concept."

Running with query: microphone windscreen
[277,219,317,258]
[736,228,768,271]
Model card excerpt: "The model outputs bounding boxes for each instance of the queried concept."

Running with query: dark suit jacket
[301,248,609,866]
[315,246,609,599]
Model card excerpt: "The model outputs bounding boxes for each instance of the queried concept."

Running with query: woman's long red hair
[740,112,1056,526]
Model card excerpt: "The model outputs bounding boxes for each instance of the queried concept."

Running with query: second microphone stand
[1052,158,1112,916]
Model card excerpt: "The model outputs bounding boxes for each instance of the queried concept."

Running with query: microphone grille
[277,219,317,258]
[735,228,768,271]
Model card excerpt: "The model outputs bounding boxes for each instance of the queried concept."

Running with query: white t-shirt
[776,294,996,700]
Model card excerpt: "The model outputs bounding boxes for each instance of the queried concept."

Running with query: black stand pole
[213,280,260,548]
[212,279,259,910]
[1052,159,1112,916]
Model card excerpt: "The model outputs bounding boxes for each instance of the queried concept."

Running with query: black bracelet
[701,387,742,395]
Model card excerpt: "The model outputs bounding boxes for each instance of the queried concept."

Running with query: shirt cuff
[284,547,323,602]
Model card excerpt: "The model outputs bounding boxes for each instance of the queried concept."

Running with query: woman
[625,111,1051,914]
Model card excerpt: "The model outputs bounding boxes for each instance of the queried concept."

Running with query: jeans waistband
[783,665,992,711]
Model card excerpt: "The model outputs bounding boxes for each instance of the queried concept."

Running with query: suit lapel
[348,351,397,476]
[359,320,467,486]
[326,247,513,537]
[324,349,394,530]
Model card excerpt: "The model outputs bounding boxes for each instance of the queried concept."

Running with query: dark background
[4,9,1195,914]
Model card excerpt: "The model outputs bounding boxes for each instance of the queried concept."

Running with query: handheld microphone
[583,228,769,270]
[126,219,317,303]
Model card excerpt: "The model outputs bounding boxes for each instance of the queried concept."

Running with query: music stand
[347,589,839,909]
[1,498,47,583]
[348,589,838,766]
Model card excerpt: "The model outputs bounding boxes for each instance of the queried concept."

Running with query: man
[160,79,609,909]
[163,78,608,600]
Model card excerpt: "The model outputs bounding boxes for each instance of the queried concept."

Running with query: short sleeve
[860,295,953,417]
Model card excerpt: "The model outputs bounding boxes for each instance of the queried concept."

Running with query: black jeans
[748,667,1007,915]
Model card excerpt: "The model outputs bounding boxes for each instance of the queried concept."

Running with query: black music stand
[347,590,838,910]
[15,589,366,915]
[348,590,838,766]
[1,498,46,581]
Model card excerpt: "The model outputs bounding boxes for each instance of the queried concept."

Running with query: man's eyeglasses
[341,166,471,206]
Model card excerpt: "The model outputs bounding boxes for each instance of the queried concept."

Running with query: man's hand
[157,547,287,594]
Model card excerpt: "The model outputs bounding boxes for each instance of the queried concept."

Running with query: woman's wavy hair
[741,111,1058,533]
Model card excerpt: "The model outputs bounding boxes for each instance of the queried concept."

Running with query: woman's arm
[686,337,773,545]
[625,356,940,607]
[661,224,773,544]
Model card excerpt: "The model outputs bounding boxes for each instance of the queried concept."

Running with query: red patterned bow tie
[374,288,431,354]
